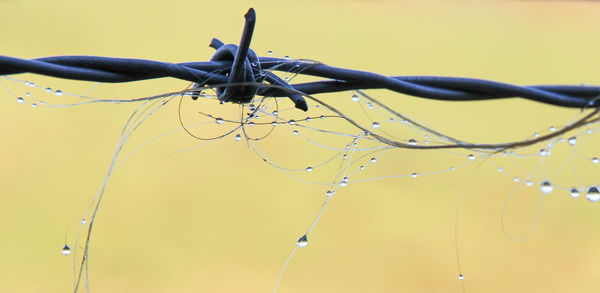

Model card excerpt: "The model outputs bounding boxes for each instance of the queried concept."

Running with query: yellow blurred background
[1,1,600,292]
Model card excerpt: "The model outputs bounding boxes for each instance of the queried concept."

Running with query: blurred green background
[1,1,600,292]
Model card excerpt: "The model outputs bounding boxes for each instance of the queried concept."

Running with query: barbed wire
[1,8,599,112]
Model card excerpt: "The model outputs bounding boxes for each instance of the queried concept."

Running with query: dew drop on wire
[591,157,599,164]
[351,94,359,102]
[372,122,380,129]
[54,90,63,96]
[587,186,600,202]
[215,118,224,124]
[296,235,308,247]
[62,245,71,256]
[569,188,580,198]
[305,166,313,172]
[408,139,417,145]
[568,137,577,146]
[234,134,242,141]
[16,97,24,104]
[540,181,553,194]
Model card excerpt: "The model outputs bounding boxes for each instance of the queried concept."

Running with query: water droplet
[293,130,299,135]
[408,139,417,145]
[16,97,24,104]
[267,50,273,55]
[533,132,539,138]
[569,188,580,198]
[549,126,556,132]
[411,173,418,178]
[539,149,549,156]
[25,92,31,97]
[592,157,599,164]
[81,219,87,224]
[372,122,380,129]
[450,167,456,171]
[568,137,577,146]
[248,104,256,111]
[370,158,377,163]
[513,177,520,182]
[62,245,71,255]
[54,90,63,96]
[305,117,312,122]
[288,119,296,125]
[359,165,365,170]
[45,87,52,93]
[27,81,35,87]
[540,181,554,194]
[31,103,37,108]
[215,118,224,124]
[284,56,290,60]
[234,134,242,141]
[587,186,600,202]
[342,154,347,160]
[366,102,374,109]
[326,190,334,197]
[587,129,593,134]
[248,122,255,127]
[340,177,349,187]
[458,274,464,280]
[498,167,504,173]
[351,94,359,102]
[305,166,313,172]
[251,62,257,67]
[320,115,325,119]
[259,70,266,77]
[467,154,475,160]
[296,235,308,247]
[526,180,533,187]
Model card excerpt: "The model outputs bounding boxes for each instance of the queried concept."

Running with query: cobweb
[1,54,599,293]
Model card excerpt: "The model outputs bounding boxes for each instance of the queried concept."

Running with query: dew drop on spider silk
[326,190,334,198]
[293,130,299,135]
[526,180,533,187]
[305,166,313,172]
[296,234,308,247]
[498,167,504,173]
[458,274,464,280]
[45,87,52,93]
[411,173,418,178]
[539,149,549,156]
[284,56,290,60]
[569,188,580,198]
[215,118,224,124]
[288,119,296,125]
[31,103,37,108]
[372,122,380,129]
[591,157,599,164]
[234,134,242,141]
[514,177,520,182]
[267,50,273,55]
[366,102,374,109]
[248,104,256,111]
[351,94,359,102]
[370,158,377,163]
[248,122,255,127]
[54,90,63,96]
[540,181,554,194]
[305,117,312,122]
[61,245,71,256]
[16,97,24,104]
[27,81,35,87]
[81,219,87,224]
[271,121,277,126]
[408,139,417,145]
[568,137,577,146]
[359,165,365,170]
[586,187,600,202]
[25,92,31,97]
[450,167,456,171]
[467,154,475,160]
[342,154,347,160]
[586,129,593,134]
[251,62,257,67]
[549,126,556,132]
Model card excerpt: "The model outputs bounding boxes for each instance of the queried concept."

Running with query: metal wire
[1,7,599,110]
